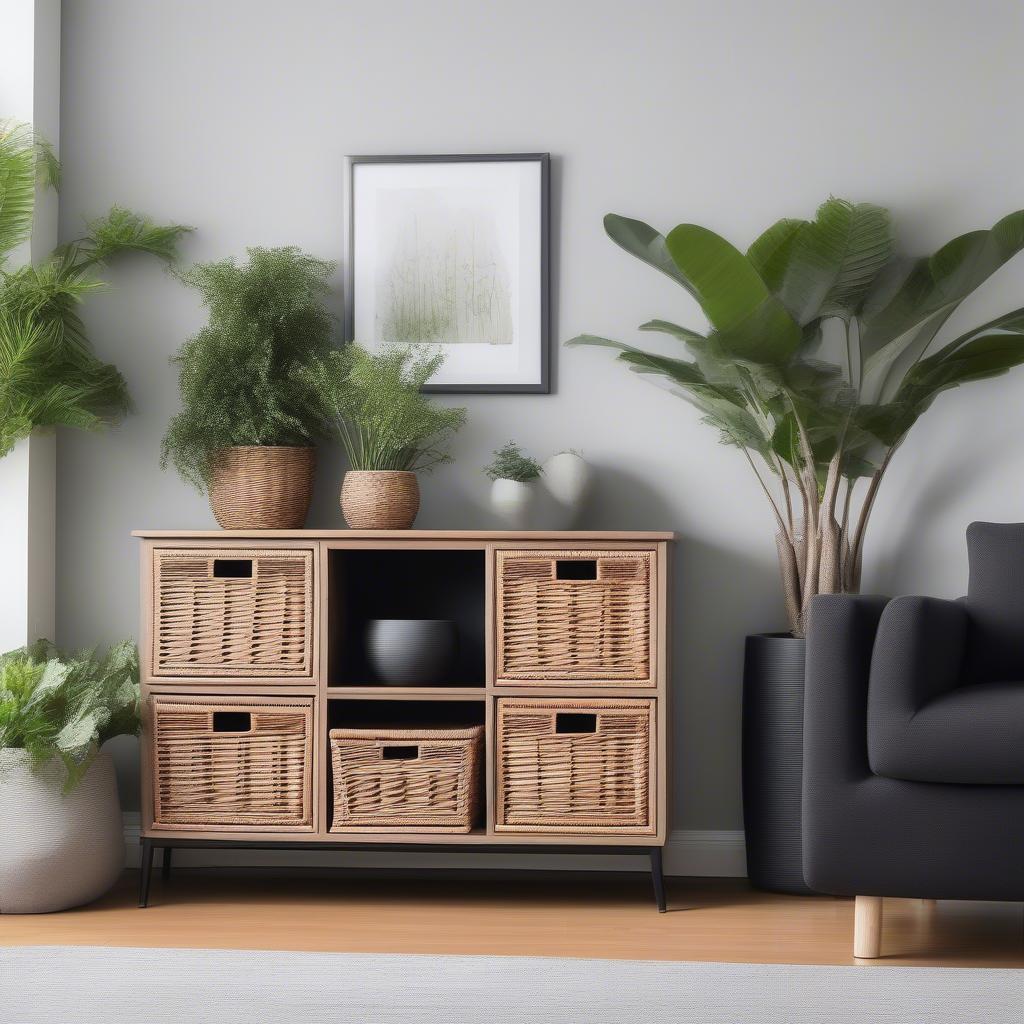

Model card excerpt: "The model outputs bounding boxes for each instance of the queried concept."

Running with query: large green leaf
[665,224,802,364]
[747,218,807,296]
[777,198,894,324]
[898,333,1024,411]
[860,211,1024,361]
[603,215,696,298]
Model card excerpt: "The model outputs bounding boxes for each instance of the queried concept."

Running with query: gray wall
[57,0,1024,828]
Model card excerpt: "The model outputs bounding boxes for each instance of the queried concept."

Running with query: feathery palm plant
[307,343,466,472]
[160,247,337,490]
[0,119,190,457]
[570,199,1024,635]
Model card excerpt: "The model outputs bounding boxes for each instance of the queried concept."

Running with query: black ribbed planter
[742,632,815,894]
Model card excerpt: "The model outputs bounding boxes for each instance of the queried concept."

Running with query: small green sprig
[484,441,543,482]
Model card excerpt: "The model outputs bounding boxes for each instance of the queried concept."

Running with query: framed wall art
[344,153,550,393]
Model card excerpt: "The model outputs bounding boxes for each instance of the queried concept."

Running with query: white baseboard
[122,814,746,877]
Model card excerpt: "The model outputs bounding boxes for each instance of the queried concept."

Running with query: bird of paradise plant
[570,199,1024,634]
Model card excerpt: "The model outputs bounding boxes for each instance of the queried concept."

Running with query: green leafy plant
[484,441,543,482]
[160,247,336,489]
[569,199,1024,635]
[0,640,140,793]
[308,343,466,472]
[0,119,191,457]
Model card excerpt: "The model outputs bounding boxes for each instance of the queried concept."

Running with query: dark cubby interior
[326,698,485,731]
[328,548,485,687]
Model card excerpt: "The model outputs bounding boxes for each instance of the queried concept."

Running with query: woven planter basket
[330,725,483,832]
[209,446,315,530]
[341,470,420,530]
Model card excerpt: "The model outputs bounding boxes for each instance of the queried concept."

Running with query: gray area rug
[0,946,1021,1023]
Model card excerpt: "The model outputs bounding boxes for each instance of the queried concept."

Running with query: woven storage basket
[341,470,420,530]
[152,547,314,678]
[209,446,315,530]
[495,698,655,834]
[151,696,313,831]
[496,549,654,684]
[330,725,483,832]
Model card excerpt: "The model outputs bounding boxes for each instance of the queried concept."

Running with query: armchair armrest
[804,594,890,784]
[867,595,969,779]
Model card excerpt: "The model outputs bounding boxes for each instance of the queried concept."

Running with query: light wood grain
[133,530,677,540]
[5,875,1022,968]
[854,895,884,958]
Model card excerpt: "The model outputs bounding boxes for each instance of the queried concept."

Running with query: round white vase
[490,478,537,530]
[0,749,124,914]
[540,451,593,528]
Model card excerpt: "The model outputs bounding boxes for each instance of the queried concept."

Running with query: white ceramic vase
[490,478,537,530]
[540,451,594,528]
[0,749,124,914]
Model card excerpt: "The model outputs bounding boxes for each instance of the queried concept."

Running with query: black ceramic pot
[741,632,815,894]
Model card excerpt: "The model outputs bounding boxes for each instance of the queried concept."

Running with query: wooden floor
[3,872,1022,967]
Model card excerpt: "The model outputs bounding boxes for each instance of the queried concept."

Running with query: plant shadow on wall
[0,121,190,457]
[570,199,1024,636]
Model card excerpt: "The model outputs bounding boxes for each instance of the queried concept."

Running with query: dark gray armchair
[803,522,1024,958]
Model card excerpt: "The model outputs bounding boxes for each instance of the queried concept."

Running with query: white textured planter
[540,451,593,528]
[490,478,537,530]
[0,749,124,914]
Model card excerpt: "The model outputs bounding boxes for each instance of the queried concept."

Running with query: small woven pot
[209,446,315,530]
[341,470,420,530]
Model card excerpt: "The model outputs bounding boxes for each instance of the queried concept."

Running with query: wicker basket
[496,549,654,684]
[495,698,655,834]
[152,547,314,678]
[151,696,313,831]
[209,446,315,530]
[341,470,420,530]
[330,725,483,832]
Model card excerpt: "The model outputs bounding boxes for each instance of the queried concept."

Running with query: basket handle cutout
[555,559,598,581]
[555,712,598,734]
[212,558,253,579]
[382,745,419,760]
[212,711,252,733]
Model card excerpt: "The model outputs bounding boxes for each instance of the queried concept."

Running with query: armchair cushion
[868,595,1024,783]
[965,521,1024,683]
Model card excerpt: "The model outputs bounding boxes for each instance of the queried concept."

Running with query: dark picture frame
[344,153,550,394]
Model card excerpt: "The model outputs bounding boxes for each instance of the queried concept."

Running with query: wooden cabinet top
[132,529,676,541]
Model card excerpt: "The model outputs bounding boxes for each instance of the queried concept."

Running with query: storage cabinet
[136,531,672,908]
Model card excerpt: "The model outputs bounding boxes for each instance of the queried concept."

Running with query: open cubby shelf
[327,547,486,688]
[135,531,673,909]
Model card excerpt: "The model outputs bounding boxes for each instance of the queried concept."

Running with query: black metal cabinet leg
[138,838,155,908]
[649,846,667,913]
[161,846,173,882]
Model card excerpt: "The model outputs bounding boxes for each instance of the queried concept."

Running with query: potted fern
[570,198,1024,892]
[161,247,335,529]
[0,640,140,914]
[1,120,190,458]
[309,343,466,529]
[484,441,544,529]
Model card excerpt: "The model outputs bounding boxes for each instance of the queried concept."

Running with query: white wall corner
[122,815,746,878]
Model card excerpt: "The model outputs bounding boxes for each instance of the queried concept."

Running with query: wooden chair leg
[854,895,883,958]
